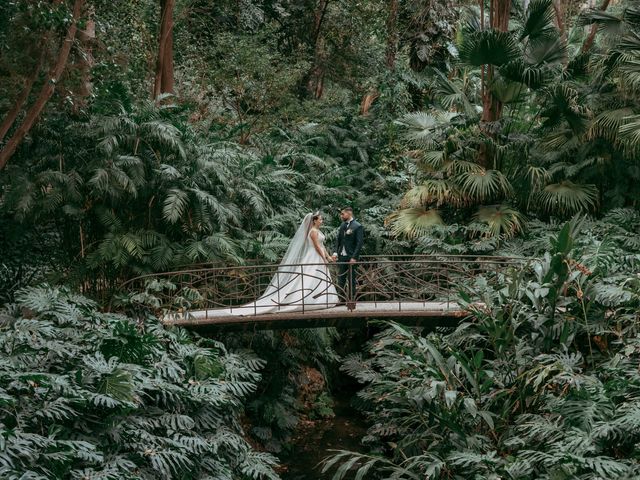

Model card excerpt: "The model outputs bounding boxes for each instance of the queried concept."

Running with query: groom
[332,207,364,310]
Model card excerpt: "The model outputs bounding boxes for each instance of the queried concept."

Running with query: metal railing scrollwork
[120,255,528,321]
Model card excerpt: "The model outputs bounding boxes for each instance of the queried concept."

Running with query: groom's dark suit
[333,218,364,304]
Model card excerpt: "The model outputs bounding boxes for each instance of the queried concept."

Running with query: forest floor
[281,392,368,480]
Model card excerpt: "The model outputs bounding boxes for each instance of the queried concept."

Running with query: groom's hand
[331,253,338,262]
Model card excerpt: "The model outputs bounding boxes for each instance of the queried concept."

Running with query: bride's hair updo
[312,211,322,223]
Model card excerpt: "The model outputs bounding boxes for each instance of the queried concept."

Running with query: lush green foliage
[0,103,405,300]
[3,0,640,476]
[388,1,640,242]
[0,287,279,479]
[225,328,340,453]
[328,218,640,479]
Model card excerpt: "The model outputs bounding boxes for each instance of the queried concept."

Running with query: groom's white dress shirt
[336,218,353,257]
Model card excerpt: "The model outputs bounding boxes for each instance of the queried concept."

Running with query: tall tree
[386,0,399,70]
[153,0,175,99]
[552,0,570,65]
[0,46,46,142]
[0,0,85,171]
[481,0,510,125]
[581,0,611,53]
[475,0,511,168]
[305,0,330,99]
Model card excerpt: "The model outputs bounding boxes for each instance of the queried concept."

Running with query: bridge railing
[121,255,527,319]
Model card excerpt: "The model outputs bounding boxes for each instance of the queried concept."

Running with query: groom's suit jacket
[334,219,364,260]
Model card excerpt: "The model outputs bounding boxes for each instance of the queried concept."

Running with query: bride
[227,211,339,315]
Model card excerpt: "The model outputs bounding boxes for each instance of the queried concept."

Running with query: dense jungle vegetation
[1,0,639,478]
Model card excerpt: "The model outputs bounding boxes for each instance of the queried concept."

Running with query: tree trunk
[552,0,565,37]
[480,0,485,122]
[581,0,611,54]
[552,0,569,65]
[74,14,95,111]
[153,0,175,99]
[481,0,510,125]
[360,90,380,115]
[479,0,510,168]
[306,0,330,99]
[0,0,85,171]
[386,0,399,70]
[0,46,47,142]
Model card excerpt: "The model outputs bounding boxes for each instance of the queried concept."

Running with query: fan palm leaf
[459,30,520,67]
[539,128,583,152]
[473,205,525,238]
[618,59,640,94]
[446,159,484,176]
[418,150,446,170]
[547,157,601,179]
[455,169,513,202]
[541,84,590,133]
[489,77,526,104]
[520,0,557,45]
[618,113,640,149]
[525,37,567,66]
[386,208,445,239]
[588,108,633,142]
[623,6,640,29]
[401,180,463,208]
[525,165,551,192]
[618,28,640,51]
[432,69,477,117]
[577,9,624,37]
[500,60,550,89]
[395,111,458,147]
[537,181,598,215]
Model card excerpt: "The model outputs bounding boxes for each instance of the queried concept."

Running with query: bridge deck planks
[162,301,468,331]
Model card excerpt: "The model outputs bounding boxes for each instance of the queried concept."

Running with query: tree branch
[0,0,85,171]
[581,0,612,54]
[0,44,47,142]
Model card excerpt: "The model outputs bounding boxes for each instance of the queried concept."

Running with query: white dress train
[227,229,339,315]
[181,213,339,320]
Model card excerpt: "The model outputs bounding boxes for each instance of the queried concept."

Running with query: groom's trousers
[337,256,358,302]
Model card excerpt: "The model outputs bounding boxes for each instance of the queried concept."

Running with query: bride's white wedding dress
[226,213,339,316]
[230,231,338,315]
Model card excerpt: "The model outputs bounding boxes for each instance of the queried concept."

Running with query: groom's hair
[341,207,353,214]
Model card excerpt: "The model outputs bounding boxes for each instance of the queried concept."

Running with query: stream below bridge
[281,393,368,479]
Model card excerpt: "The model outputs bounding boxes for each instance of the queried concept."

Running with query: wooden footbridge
[123,255,526,330]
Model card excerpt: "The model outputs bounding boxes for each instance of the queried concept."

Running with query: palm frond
[520,0,557,45]
[489,77,526,104]
[386,208,445,239]
[401,180,462,208]
[473,205,525,238]
[525,37,567,66]
[432,69,477,117]
[395,111,457,147]
[588,108,634,142]
[537,181,598,215]
[459,30,520,67]
[163,188,189,224]
[455,169,513,202]
[577,9,624,37]
[540,84,590,133]
[618,113,640,148]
